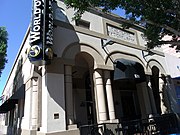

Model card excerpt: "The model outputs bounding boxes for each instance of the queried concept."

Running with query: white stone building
[0,0,179,135]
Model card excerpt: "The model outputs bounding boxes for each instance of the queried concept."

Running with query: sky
[0,0,125,95]
[0,0,32,94]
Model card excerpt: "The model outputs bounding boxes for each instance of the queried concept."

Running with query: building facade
[162,44,180,114]
[0,0,180,135]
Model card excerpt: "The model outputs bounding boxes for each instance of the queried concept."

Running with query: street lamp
[101,38,115,64]
[101,38,115,48]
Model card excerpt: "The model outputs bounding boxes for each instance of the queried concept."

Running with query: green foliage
[0,27,8,77]
[64,0,180,51]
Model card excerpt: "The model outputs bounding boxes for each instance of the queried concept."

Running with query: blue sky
[0,0,32,94]
[0,0,125,95]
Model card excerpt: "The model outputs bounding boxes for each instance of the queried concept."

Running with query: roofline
[89,7,145,31]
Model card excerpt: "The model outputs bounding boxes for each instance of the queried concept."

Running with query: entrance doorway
[72,53,96,126]
[112,58,145,121]
[85,74,94,124]
[121,90,141,120]
[113,79,141,121]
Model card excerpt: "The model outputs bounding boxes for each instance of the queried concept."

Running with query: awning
[173,76,180,80]
[0,84,25,113]
[114,59,146,82]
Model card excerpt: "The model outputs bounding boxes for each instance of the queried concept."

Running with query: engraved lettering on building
[107,25,137,44]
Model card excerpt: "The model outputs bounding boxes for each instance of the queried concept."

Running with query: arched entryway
[112,79,141,121]
[146,60,170,115]
[111,58,149,121]
[150,66,162,114]
[72,52,96,126]
[150,66,174,114]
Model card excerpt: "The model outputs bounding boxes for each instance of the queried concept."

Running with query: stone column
[31,77,38,130]
[65,65,76,129]
[104,70,116,121]
[159,78,168,114]
[94,69,107,122]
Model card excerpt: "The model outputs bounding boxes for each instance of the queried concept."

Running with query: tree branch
[166,9,180,16]
[89,7,145,30]
[146,20,180,36]
[154,40,180,46]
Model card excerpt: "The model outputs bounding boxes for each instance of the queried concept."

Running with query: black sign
[28,0,54,66]
[45,0,53,46]
[44,0,54,61]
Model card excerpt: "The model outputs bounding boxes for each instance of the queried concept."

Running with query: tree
[0,27,8,77]
[64,0,180,51]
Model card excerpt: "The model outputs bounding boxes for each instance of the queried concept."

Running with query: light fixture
[142,49,155,58]
[101,38,115,48]
[101,38,115,64]
[45,47,54,59]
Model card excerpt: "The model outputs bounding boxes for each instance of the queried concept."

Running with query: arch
[74,52,94,69]
[62,42,104,68]
[105,51,146,71]
[146,59,166,75]
[113,58,146,82]
[152,66,160,75]
[72,51,96,125]
[62,42,80,59]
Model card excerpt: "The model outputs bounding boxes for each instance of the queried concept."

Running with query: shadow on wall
[162,76,180,114]
[6,57,25,135]
[45,0,81,112]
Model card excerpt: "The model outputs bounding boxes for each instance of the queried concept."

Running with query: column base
[99,119,119,124]
[110,119,119,123]
[67,124,77,130]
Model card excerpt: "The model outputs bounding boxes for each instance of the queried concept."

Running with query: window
[75,19,90,29]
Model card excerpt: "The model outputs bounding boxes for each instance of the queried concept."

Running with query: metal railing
[79,113,179,135]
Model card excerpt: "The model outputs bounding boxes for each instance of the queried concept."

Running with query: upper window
[75,19,90,29]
